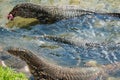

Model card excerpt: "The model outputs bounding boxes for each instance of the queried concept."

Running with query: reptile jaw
[7,14,14,20]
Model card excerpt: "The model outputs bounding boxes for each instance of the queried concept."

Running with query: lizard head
[7,3,38,20]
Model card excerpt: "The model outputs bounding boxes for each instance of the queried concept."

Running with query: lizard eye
[12,10,18,15]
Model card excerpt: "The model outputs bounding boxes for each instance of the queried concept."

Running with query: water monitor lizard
[5,47,120,80]
[7,3,120,24]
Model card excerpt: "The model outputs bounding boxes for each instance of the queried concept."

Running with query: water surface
[0,0,120,79]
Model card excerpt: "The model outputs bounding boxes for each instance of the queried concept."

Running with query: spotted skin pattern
[7,3,120,80]
[8,3,120,24]
[6,47,120,80]
[43,35,120,48]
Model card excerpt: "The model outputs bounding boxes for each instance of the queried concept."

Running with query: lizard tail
[99,13,120,18]
[102,62,120,74]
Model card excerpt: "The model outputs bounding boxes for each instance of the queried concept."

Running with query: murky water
[0,0,120,80]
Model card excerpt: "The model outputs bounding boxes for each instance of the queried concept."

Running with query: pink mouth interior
[7,14,14,20]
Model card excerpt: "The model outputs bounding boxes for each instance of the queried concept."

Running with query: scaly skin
[43,35,120,48]
[6,47,120,80]
[8,3,120,24]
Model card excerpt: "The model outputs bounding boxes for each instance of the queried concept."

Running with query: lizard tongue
[7,14,14,20]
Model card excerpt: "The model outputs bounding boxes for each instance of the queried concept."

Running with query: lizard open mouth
[7,14,14,20]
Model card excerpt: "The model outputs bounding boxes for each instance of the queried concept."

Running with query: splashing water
[0,0,120,79]
[0,14,120,65]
